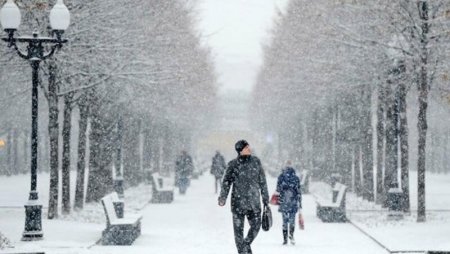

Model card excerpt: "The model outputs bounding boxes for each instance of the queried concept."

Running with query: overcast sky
[196,0,289,94]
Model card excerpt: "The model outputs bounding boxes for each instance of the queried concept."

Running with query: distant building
[196,90,265,160]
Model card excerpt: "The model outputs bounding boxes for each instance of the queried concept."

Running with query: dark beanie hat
[235,140,249,154]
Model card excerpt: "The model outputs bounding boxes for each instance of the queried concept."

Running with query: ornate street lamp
[0,0,70,241]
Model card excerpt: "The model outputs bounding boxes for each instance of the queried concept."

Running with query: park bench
[101,192,142,245]
[150,173,174,203]
[316,182,347,222]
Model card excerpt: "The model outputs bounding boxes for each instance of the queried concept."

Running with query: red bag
[270,193,280,205]
[299,213,305,230]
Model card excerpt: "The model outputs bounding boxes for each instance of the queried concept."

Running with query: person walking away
[211,151,226,193]
[276,160,302,245]
[218,140,270,254]
[175,150,194,194]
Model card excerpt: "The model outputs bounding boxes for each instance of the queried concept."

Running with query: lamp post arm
[13,42,29,59]
[1,37,29,59]
[42,44,60,61]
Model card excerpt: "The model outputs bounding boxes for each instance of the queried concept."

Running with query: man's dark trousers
[232,210,261,254]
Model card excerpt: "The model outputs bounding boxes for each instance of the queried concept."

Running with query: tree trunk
[162,125,172,177]
[74,99,89,210]
[6,130,12,176]
[437,133,443,174]
[417,68,428,222]
[42,132,50,173]
[384,78,399,206]
[354,146,362,196]
[417,0,429,223]
[301,121,308,170]
[138,121,144,179]
[47,62,59,219]
[152,127,161,174]
[142,130,152,170]
[38,130,44,174]
[444,130,450,174]
[115,116,123,178]
[123,117,140,186]
[332,107,338,174]
[362,87,374,201]
[399,80,410,213]
[12,129,18,175]
[86,101,102,203]
[22,131,29,174]
[324,107,334,176]
[61,94,73,215]
[86,96,113,202]
[376,83,386,204]
[338,94,356,186]
[428,133,435,173]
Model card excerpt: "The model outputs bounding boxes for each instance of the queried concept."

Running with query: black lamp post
[0,0,70,241]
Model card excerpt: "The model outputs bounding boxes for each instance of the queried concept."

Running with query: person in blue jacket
[276,160,302,245]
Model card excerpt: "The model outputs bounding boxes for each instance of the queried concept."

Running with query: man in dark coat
[211,151,226,193]
[175,150,194,194]
[218,140,270,254]
[276,161,302,245]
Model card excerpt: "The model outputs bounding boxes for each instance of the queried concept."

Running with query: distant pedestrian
[211,151,226,193]
[276,160,302,245]
[175,150,194,194]
[218,140,270,254]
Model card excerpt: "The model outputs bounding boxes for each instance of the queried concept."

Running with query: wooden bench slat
[316,183,347,223]
[101,192,142,245]
[150,173,174,203]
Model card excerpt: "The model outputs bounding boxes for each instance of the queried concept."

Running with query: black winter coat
[219,155,270,214]
[210,153,226,178]
[175,154,194,178]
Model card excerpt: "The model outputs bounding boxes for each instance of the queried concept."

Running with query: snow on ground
[311,172,450,252]
[89,174,387,254]
[346,173,450,252]
[0,232,12,250]
[0,170,449,253]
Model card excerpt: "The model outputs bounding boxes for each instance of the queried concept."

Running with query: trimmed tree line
[251,0,450,222]
[0,0,217,219]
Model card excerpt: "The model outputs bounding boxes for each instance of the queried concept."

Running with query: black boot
[282,229,288,245]
[241,242,252,254]
[242,238,252,254]
[247,244,252,254]
[289,225,295,245]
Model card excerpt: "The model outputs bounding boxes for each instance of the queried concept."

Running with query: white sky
[196,0,290,93]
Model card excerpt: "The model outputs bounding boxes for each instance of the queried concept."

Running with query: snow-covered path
[1,171,449,253]
[90,174,388,254]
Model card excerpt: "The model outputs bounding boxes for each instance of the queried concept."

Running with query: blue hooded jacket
[276,167,302,213]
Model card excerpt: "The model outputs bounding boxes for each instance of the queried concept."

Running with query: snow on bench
[101,192,142,245]
[316,182,347,222]
[149,173,174,203]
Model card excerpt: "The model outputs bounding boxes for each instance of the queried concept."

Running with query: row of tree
[0,0,217,219]
[252,0,450,222]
